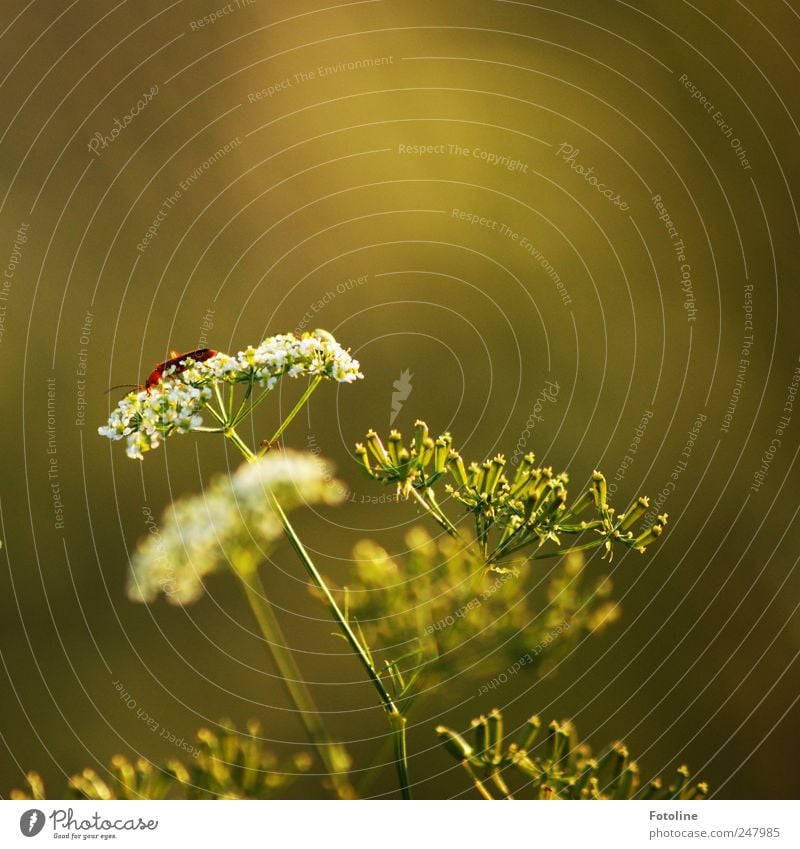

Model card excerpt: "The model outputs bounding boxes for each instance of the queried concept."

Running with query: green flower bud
[387,430,402,466]
[517,715,542,751]
[669,765,691,800]
[614,761,638,799]
[513,452,536,484]
[437,725,474,761]
[365,430,390,468]
[485,455,506,496]
[475,462,490,496]
[508,470,534,500]
[487,708,504,765]
[633,515,666,552]
[546,720,570,764]
[591,471,608,510]
[619,496,649,531]
[413,420,429,452]
[354,443,374,478]
[433,436,449,473]
[471,715,490,761]
[419,437,435,469]
[447,451,469,487]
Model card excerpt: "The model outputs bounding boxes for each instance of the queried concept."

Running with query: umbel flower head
[99,330,362,460]
[356,420,667,564]
[128,450,345,605]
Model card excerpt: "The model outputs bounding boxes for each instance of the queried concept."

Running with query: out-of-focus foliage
[438,710,708,800]
[316,526,619,700]
[10,720,311,800]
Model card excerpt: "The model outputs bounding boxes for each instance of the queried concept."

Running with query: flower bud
[485,455,506,496]
[591,471,608,510]
[447,451,469,487]
[513,452,536,484]
[419,437,435,468]
[437,725,474,761]
[517,715,542,751]
[413,420,428,453]
[354,443,374,478]
[471,715,490,761]
[546,720,571,763]
[433,436,450,473]
[614,761,638,799]
[387,430,402,466]
[487,708,504,765]
[619,496,649,531]
[633,517,665,551]
[365,430,390,468]
[668,765,691,799]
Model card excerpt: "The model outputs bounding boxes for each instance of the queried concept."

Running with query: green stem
[225,427,256,461]
[223,420,412,799]
[204,402,226,427]
[462,760,493,800]
[213,382,227,421]
[260,376,322,454]
[234,558,356,799]
[490,767,514,799]
[222,426,357,797]
[267,493,394,709]
[423,488,463,538]
[497,534,610,563]
[233,383,271,428]
[232,377,255,426]
[267,489,413,799]
[390,712,412,800]
[225,424,411,799]
[531,535,610,559]
[411,488,462,540]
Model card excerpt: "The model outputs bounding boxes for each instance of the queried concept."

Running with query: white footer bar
[2,799,797,848]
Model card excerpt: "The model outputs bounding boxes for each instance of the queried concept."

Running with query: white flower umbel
[99,330,363,459]
[98,378,213,460]
[128,451,344,605]
[180,330,363,388]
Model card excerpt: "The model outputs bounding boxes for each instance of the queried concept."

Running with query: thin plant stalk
[260,376,322,454]
[233,555,355,799]
[223,383,413,799]
[266,488,413,800]
[410,488,462,539]
[217,396,361,797]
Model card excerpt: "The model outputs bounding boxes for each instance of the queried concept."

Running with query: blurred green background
[1,0,799,799]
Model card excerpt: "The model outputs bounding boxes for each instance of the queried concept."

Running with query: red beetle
[144,347,217,389]
[108,348,217,394]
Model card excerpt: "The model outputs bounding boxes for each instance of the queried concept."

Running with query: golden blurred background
[1,0,799,798]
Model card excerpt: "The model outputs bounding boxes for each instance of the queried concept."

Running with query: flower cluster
[11,719,312,801]
[99,378,213,460]
[128,451,344,605]
[99,330,362,460]
[355,421,667,564]
[178,330,363,389]
[438,710,708,800]
[355,420,452,496]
